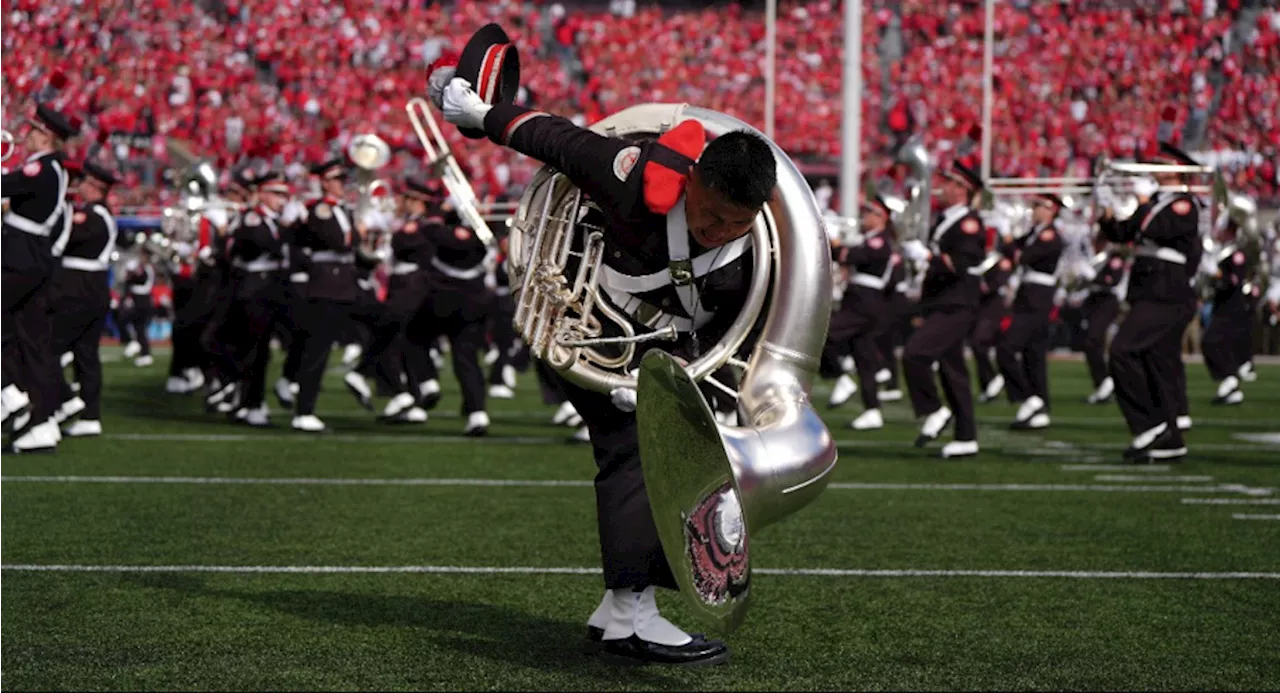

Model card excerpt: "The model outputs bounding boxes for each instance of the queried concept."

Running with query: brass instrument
[347,133,392,224]
[405,97,495,246]
[509,103,837,632]
[894,135,934,242]
[1,129,14,163]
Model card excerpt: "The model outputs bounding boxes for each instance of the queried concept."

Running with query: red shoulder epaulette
[642,120,705,215]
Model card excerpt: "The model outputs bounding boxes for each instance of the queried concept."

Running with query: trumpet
[405,97,495,247]
[986,160,1227,220]
[1,129,14,163]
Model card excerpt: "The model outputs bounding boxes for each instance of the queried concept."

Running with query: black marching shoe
[593,632,730,667]
[584,626,709,655]
[1144,428,1187,463]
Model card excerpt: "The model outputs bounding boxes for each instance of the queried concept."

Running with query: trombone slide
[405,97,495,248]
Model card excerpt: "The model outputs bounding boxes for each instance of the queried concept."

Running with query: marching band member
[997,193,1065,429]
[290,159,384,432]
[1079,239,1127,404]
[49,161,118,438]
[219,171,291,426]
[3,104,79,452]
[1201,217,1256,405]
[119,251,157,367]
[900,160,987,458]
[192,170,252,403]
[434,24,769,663]
[826,194,899,430]
[407,192,494,435]
[1099,143,1201,462]
[345,178,436,424]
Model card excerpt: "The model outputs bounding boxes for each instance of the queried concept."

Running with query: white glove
[1132,176,1158,200]
[901,239,930,263]
[1094,184,1115,210]
[427,65,457,111]
[281,199,308,226]
[610,387,637,413]
[442,77,492,131]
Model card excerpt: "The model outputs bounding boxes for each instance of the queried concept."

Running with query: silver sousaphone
[508,103,838,632]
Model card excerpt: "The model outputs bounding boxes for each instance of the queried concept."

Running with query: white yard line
[1061,464,1171,472]
[1181,498,1280,506]
[3,476,1272,496]
[1232,514,1280,521]
[2,563,1279,579]
[1094,475,1215,483]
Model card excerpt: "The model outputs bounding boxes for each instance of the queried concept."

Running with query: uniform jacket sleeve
[483,103,644,219]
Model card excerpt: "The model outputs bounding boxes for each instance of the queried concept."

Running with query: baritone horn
[405,97,495,247]
[509,102,838,633]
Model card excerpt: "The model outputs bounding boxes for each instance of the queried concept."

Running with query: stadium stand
[3,0,1277,209]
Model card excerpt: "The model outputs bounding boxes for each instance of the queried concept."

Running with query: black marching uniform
[222,204,288,415]
[874,260,910,394]
[408,203,492,419]
[2,117,75,435]
[997,218,1064,418]
[51,184,118,427]
[824,225,896,413]
[1101,190,1200,457]
[903,198,987,447]
[970,250,1013,400]
[478,102,758,596]
[120,258,157,359]
[486,241,527,391]
[1080,249,1126,395]
[353,205,436,411]
[291,194,384,422]
[1202,240,1256,397]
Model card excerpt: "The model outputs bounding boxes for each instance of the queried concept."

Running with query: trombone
[405,97,495,247]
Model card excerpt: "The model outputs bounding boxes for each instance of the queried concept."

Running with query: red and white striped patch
[503,111,547,144]
[476,44,509,105]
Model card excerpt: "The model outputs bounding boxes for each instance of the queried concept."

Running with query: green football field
[3,347,1279,691]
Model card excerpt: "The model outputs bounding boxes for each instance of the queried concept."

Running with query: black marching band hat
[29,103,80,141]
[256,170,290,194]
[942,158,985,192]
[452,23,521,140]
[1148,141,1200,167]
[226,167,257,194]
[82,160,119,188]
[1032,191,1064,208]
[311,158,347,181]
[860,192,892,216]
[402,176,442,201]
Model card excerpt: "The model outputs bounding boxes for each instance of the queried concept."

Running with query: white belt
[600,283,708,332]
[4,211,57,237]
[130,287,151,295]
[311,251,354,263]
[1021,270,1057,287]
[850,273,888,290]
[430,256,485,280]
[289,272,309,284]
[1135,246,1187,265]
[233,259,282,272]
[391,262,420,276]
[495,286,512,297]
[61,256,108,272]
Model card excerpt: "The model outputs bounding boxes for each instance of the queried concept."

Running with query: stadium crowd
[3,0,1278,210]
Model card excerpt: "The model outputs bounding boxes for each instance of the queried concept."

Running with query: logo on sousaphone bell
[682,482,749,606]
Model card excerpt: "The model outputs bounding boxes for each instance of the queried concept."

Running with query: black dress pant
[122,295,154,356]
[904,307,978,440]
[996,309,1052,405]
[2,270,58,423]
[969,298,1005,391]
[1203,303,1253,382]
[1109,300,1195,437]
[1081,292,1119,387]
[486,293,523,386]
[408,287,489,415]
[354,275,430,397]
[227,291,285,410]
[553,369,678,591]
[821,301,887,410]
[53,296,109,420]
[294,296,384,416]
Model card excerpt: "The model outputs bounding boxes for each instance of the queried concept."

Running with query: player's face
[78,179,105,202]
[685,171,760,248]
[861,207,886,231]
[1032,201,1056,224]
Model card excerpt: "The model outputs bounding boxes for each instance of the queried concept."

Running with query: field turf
[3,347,1279,691]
